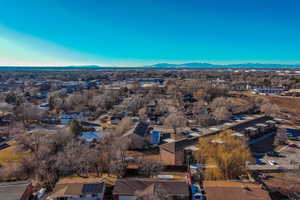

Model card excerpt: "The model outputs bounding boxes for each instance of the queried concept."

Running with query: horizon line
[0,61,300,68]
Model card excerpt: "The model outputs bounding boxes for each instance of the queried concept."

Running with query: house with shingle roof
[123,122,151,149]
[0,181,33,200]
[113,178,189,200]
[203,181,271,200]
[47,181,105,200]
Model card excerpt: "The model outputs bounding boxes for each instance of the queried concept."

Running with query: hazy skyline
[0,0,300,66]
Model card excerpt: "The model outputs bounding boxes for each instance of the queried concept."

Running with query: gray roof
[134,122,149,137]
[0,181,31,200]
[124,122,149,138]
[113,178,189,196]
[82,183,105,194]
[160,138,198,153]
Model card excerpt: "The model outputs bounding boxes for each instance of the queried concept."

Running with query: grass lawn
[0,142,25,164]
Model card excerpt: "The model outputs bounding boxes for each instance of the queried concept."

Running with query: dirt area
[57,174,117,185]
[233,92,300,126]
[126,150,160,161]
[265,96,300,125]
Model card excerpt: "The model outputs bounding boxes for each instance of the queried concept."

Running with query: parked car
[268,160,278,166]
[181,131,190,135]
[191,128,199,132]
[288,143,298,148]
[36,188,46,199]
[267,151,279,157]
[191,184,206,200]
[193,193,206,200]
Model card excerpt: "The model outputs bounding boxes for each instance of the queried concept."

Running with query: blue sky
[0,0,300,66]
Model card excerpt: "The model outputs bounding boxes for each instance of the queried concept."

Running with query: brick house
[160,138,198,166]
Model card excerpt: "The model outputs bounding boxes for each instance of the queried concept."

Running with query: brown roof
[264,174,300,196]
[50,182,105,198]
[52,183,82,197]
[0,181,31,200]
[113,178,189,196]
[160,138,198,153]
[203,181,271,200]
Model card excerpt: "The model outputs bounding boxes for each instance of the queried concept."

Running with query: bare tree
[109,137,131,177]
[56,140,89,177]
[138,107,148,121]
[14,103,46,124]
[115,116,135,136]
[209,97,228,110]
[138,160,164,177]
[84,145,109,177]
[0,102,14,113]
[164,112,187,136]
[69,119,82,138]
[213,106,232,122]
[260,102,280,117]
[109,148,127,178]
[135,182,169,200]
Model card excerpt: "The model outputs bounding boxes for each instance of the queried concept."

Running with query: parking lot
[259,140,300,168]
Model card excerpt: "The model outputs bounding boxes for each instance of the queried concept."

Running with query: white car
[268,160,278,166]
[193,193,206,200]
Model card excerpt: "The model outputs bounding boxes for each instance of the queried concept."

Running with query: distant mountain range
[0,63,300,70]
[144,62,300,69]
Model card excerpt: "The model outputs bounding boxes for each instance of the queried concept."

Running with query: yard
[57,174,117,185]
[0,141,25,165]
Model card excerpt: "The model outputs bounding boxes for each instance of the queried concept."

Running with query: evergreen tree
[69,120,82,138]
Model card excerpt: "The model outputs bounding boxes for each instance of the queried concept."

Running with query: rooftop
[160,138,198,153]
[48,181,105,199]
[0,181,32,200]
[124,122,149,137]
[113,178,189,196]
[203,181,271,200]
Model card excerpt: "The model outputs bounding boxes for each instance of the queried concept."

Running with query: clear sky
[0,0,300,66]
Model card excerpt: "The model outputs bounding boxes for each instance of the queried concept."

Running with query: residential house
[0,137,9,149]
[182,93,196,103]
[81,131,103,142]
[47,182,106,200]
[0,181,33,200]
[160,138,198,166]
[252,88,285,95]
[113,178,189,200]
[0,112,14,126]
[60,112,84,125]
[203,181,271,200]
[282,89,300,96]
[231,83,249,91]
[123,122,150,149]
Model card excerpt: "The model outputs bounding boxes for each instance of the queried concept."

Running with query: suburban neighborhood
[1,0,300,199]
[0,68,300,200]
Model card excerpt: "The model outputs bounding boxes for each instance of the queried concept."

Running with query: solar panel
[82,183,104,194]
